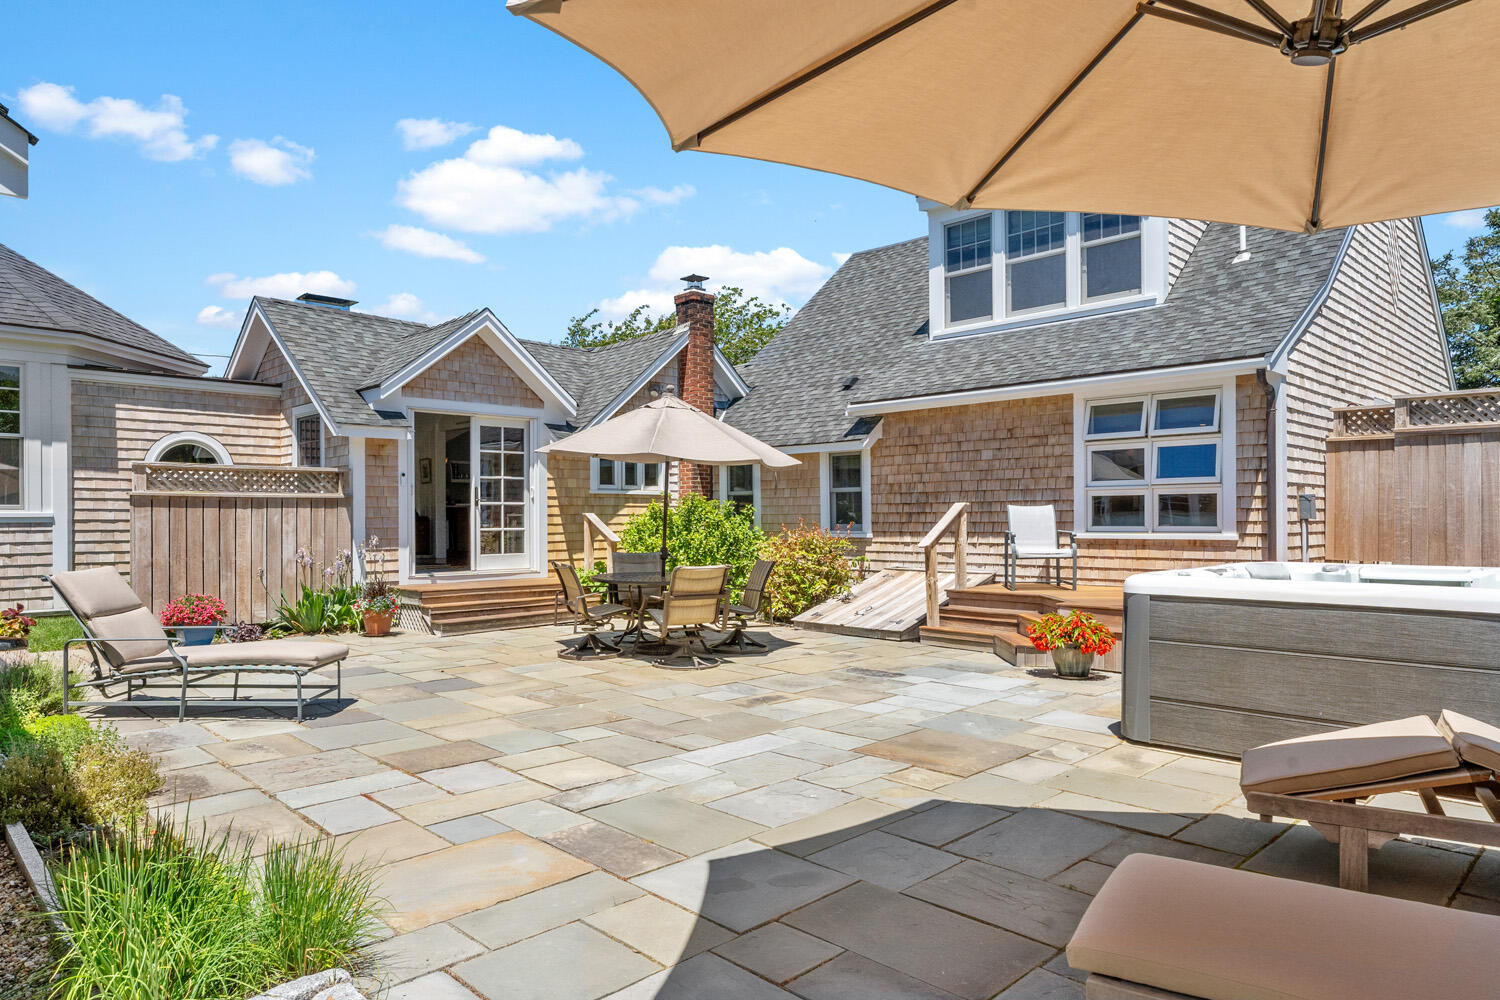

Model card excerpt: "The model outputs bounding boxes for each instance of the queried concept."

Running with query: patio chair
[1240,712,1500,891]
[647,564,729,670]
[47,568,346,723]
[1003,504,1077,589]
[709,558,775,653]
[608,551,665,609]
[552,560,630,659]
[1067,853,1497,999]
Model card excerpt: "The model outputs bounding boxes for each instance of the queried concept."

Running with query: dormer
[923,202,1169,341]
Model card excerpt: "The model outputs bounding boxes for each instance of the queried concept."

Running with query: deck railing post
[924,545,940,628]
[954,507,968,588]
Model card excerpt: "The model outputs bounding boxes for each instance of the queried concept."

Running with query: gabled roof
[725,223,1350,446]
[0,242,205,373]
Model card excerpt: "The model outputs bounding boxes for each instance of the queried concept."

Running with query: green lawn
[25,614,83,652]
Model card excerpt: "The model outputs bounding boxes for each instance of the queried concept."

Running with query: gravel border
[0,831,55,997]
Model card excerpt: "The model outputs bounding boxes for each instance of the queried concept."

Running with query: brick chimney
[674,274,716,496]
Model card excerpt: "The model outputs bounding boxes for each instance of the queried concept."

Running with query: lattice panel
[142,463,343,495]
[1337,407,1394,437]
[1406,393,1500,428]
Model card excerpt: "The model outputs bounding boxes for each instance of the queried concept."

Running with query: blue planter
[172,625,218,646]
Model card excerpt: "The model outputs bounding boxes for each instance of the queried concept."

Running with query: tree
[564,285,792,365]
[1432,209,1500,388]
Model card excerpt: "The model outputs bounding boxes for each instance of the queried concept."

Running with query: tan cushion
[1240,715,1460,795]
[1067,854,1499,1000]
[1438,709,1500,773]
[51,567,171,666]
[124,639,347,673]
[88,605,171,667]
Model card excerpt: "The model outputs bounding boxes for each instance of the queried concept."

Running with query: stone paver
[107,623,1495,1000]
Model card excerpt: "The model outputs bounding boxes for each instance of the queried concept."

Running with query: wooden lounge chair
[1240,713,1500,891]
[1067,853,1497,999]
[647,564,728,670]
[48,568,346,723]
[552,560,630,659]
[709,558,774,653]
[1003,504,1077,589]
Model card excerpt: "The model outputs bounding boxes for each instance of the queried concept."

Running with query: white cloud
[596,245,832,319]
[207,270,355,300]
[372,224,485,263]
[396,117,478,150]
[13,82,217,161]
[832,251,852,267]
[396,124,687,235]
[228,136,314,185]
[363,292,440,323]
[195,305,240,327]
[1440,209,1490,230]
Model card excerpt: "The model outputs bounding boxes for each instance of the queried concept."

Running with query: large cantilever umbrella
[509,0,1492,233]
[538,392,799,564]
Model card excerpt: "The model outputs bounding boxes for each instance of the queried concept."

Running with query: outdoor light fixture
[1136,0,1474,66]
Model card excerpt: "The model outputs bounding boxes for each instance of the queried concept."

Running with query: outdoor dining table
[592,571,671,652]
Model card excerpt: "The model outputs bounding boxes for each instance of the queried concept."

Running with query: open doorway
[412,411,534,575]
[413,412,472,572]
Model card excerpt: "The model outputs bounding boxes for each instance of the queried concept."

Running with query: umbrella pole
[660,460,671,572]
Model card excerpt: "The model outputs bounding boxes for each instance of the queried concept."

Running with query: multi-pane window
[159,443,218,464]
[594,458,662,493]
[1006,211,1068,314]
[725,464,755,511]
[828,452,865,533]
[1084,389,1223,532]
[1081,214,1142,302]
[296,415,322,467]
[0,365,19,507]
[944,216,992,324]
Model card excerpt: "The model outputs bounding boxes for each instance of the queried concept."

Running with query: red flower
[1024,610,1117,655]
[160,593,227,627]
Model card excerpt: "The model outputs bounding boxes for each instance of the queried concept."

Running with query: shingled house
[0,205,1452,630]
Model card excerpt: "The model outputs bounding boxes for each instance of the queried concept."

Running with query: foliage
[0,658,66,728]
[0,734,160,846]
[354,576,397,616]
[1026,611,1117,656]
[1432,209,1500,388]
[267,585,348,637]
[0,602,37,641]
[758,521,855,620]
[70,741,163,831]
[617,493,765,594]
[576,559,610,596]
[263,544,364,636]
[159,594,227,628]
[0,747,92,845]
[224,621,264,643]
[564,285,793,365]
[48,820,383,1000]
[17,614,83,652]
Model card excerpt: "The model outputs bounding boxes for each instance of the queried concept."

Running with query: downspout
[1257,368,1277,563]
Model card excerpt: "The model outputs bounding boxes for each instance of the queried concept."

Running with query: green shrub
[267,583,358,637]
[0,736,160,846]
[20,713,96,759]
[0,658,65,719]
[72,740,161,829]
[759,521,856,620]
[49,820,383,1000]
[617,493,765,594]
[0,746,93,842]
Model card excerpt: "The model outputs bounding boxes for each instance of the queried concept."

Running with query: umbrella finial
[680,273,708,291]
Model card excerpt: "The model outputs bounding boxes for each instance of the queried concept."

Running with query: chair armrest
[1058,530,1077,547]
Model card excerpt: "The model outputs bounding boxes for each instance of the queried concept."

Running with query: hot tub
[1121,562,1500,757]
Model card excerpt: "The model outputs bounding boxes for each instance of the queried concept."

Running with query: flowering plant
[354,577,397,616]
[159,594,227,628]
[0,603,37,640]
[1026,610,1117,656]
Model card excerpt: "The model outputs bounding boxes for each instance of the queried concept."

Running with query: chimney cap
[297,292,358,310]
[679,274,708,291]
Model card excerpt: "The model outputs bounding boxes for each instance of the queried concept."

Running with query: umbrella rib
[1241,0,1295,34]
[1344,0,1476,44]
[691,0,963,148]
[1151,0,1287,44]
[1341,0,1394,32]
[962,9,1146,207]
[1307,58,1336,233]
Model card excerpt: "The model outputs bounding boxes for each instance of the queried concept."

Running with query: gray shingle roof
[724,223,1348,446]
[0,242,205,372]
[563,325,687,427]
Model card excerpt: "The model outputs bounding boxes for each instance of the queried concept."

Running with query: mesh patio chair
[552,560,630,659]
[647,564,729,670]
[48,568,347,722]
[1003,504,1077,589]
[608,552,665,609]
[709,558,775,653]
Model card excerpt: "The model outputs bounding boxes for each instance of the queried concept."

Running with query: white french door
[471,418,529,570]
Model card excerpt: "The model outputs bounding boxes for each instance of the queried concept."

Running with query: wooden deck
[396,575,560,635]
[793,568,992,641]
[920,582,1125,669]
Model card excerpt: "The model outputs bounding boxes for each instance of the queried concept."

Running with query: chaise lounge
[49,568,348,722]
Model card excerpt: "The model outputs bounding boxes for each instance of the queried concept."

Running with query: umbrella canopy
[510,0,1493,233]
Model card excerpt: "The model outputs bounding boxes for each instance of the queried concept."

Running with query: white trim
[47,364,71,577]
[397,429,414,583]
[0,324,206,376]
[714,345,751,398]
[397,396,548,421]
[818,449,873,539]
[0,511,53,524]
[341,425,409,440]
[590,457,664,496]
[717,462,761,526]
[781,440,871,455]
[1149,387,1222,436]
[289,403,326,467]
[847,357,1260,417]
[1149,437,1221,484]
[237,302,345,436]
[1078,530,1239,542]
[69,368,281,396]
[1272,371,1289,560]
[144,430,233,465]
[1081,394,1148,440]
[1266,226,1355,374]
[1411,218,1459,391]
[349,438,366,557]
[371,310,577,415]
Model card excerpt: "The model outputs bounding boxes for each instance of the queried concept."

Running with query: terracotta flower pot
[362,611,394,637]
[1051,646,1095,679]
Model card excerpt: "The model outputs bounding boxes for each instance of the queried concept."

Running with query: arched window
[146,432,231,465]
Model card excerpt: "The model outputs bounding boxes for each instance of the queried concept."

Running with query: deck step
[397,577,562,636]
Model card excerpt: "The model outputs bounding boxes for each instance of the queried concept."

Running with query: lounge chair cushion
[50,567,172,666]
[1240,715,1460,795]
[122,639,348,674]
[1067,854,1499,1000]
[1438,709,1500,774]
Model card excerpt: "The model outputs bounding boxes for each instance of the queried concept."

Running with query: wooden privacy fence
[130,463,352,622]
[1326,390,1500,565]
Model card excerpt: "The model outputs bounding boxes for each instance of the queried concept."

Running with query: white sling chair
[1003,504,1078,590]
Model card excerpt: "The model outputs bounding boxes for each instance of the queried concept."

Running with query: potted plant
[1026,609,1117,679]
[354,578,397,637]
[159,593,226,646]
[0,603,37,650]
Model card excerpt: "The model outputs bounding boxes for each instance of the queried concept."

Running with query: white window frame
[591,458,664,495]
[1004,210,1069,317]
[1081,214,1145,305]
[1074,379,1236,540]
[145,431,233,466]
[821,451,870,537]
[927,209,1168,339]
[0,362,22,508]
[290,403,325,467]
[943,216,994,326]
[717,463,761,525]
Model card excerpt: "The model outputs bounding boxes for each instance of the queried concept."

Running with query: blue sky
[1,0,1487,374]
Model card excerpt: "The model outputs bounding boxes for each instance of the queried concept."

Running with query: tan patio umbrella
[509,0,1494,233]
[538,392,799,563]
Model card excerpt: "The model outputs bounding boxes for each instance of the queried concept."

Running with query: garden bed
[0,834,54,997]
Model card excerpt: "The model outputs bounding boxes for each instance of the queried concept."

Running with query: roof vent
[680,273,708,291]
[297,292,358,310]
[841,376,860,391]
[1232,226,1252,264]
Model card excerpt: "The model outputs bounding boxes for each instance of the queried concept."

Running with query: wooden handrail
[582,512,620,572]
[918,502,969,628]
